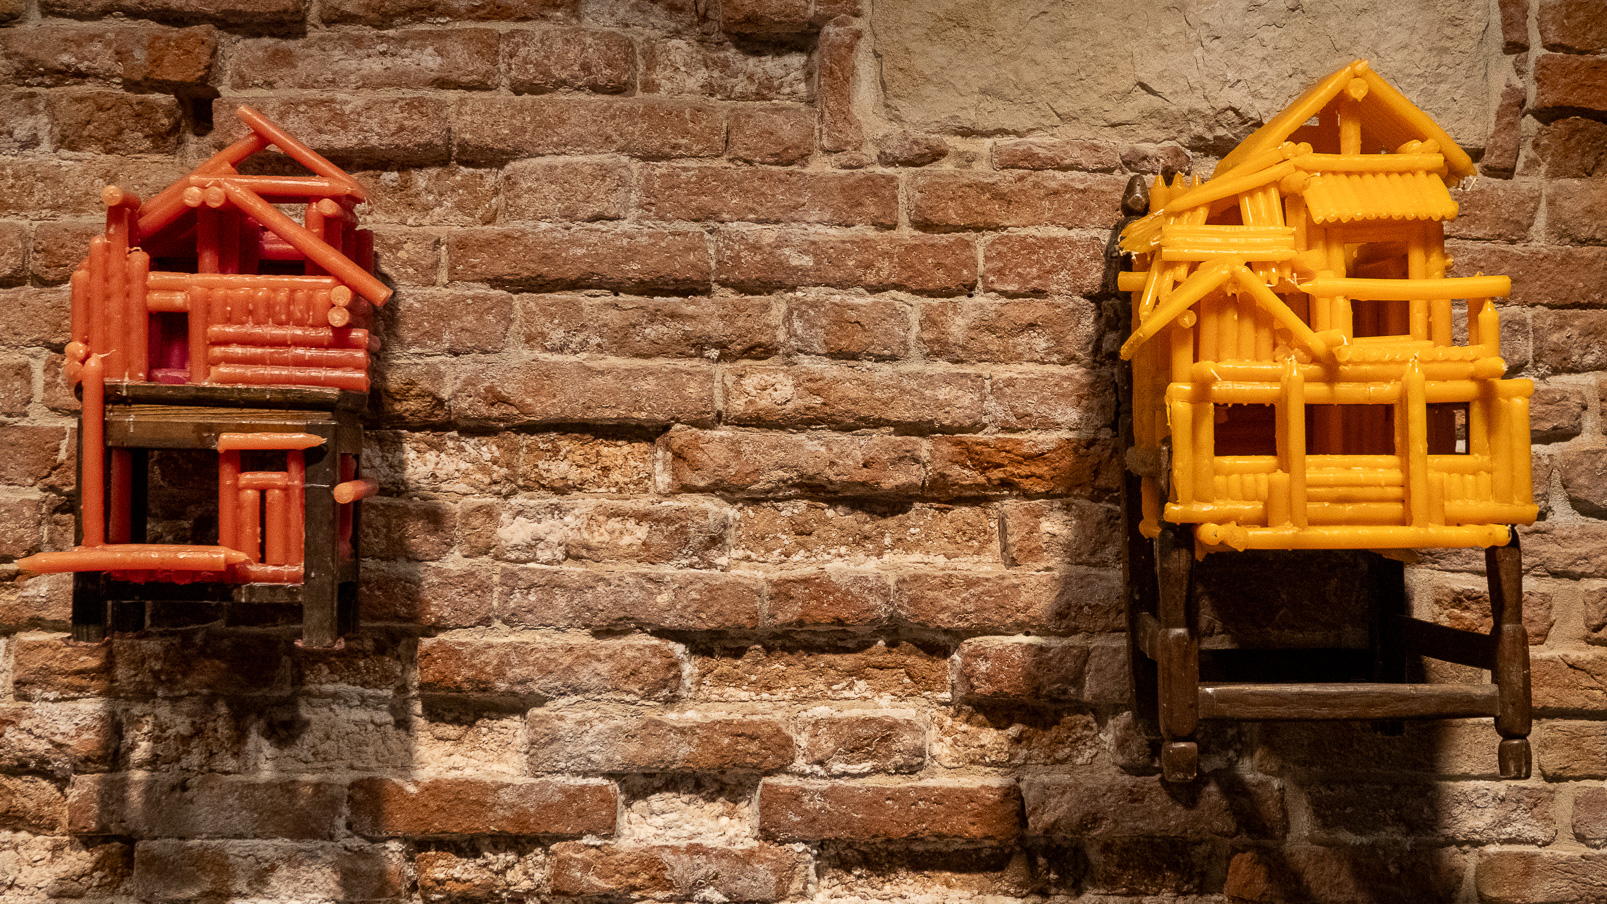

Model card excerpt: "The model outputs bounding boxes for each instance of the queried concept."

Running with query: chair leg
[1489,528,1531,779]
[1156,525,1199,782]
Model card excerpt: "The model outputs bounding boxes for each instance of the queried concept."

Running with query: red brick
[30,220,101,285]
[760,777,1020,842]
[357,496,455,561]
[0,91,46,155]
[449,359,715,426]
[448,225,709,291]
[1447,179,1541,242]
[1483,83,1526,178]
[1523,521,1607,577]
[1476,850,1607,903]
[641,38,809,101]
[1421,573,1553,644]
[69,773,343,839]
[985,368,1115,433]
[953,637,1091,701]
[213,96,450,167]
[877,132,949,167]
[921,296,1098,364]
[360,562,493,627]
[454,96,724,163]
[461,498,734,567]
[501,157,630,222]
[586,0,707,34]
[1560,441,1607,517]
[418,635,685,700]
[785,293,910,359]
[641,166,897,226]
[658,426,924,497]
[388,287,512,354]
[796,709,925,775]
[371,360,449,425]
[0,425,70,490]
[1540,0,1607,51]
[1226,845,1464,904]
[506,26,634,94]
[1001,499,1121,568]
[1307,781,1554,844]
[133,840,406,902]
[14,630,291,699]
[0,158,184,217]
[0,23,215,88]
[231,29,497,90]
[368,226,440,286]
[1577,786,1607,846]
[722,363,985,430]
[911,171,1126,230]
[360,166,498,227]
[931,707,1100,769]
[721,0,809,35]
[1084,837,1213,895]
[0,354,32,415]
[715,227,976,294]
[733,500,996,566]
[1535,53,1607,114]
[0,702,114,776]
[1120,143,1191,175]
[992,137,1121,172]
[350,776,616,837]
[0,494,45,558]
[499,566,759,630]
[1531,117,1607,177]
[694,641,947,700]
[1026,773,1285,838]
[0,774,65,832]
[0,0,17,20]
[1534,309,1607,372]
[521,293,777,358]
[550,842,809,900]
[817,17,862,152]
[321,0,573,24]
[1547,179,1607,245]
[982,232,1107,296]
[1502,0,1531,50]
[898,569,1121,634]
[0,220,27,283]
[0,286,71,348]
[767,570,892,627]
[1532,720,1607,779]
[528,710,793,772]
[41,0,304,27]
[728,103,814,165]
[1530,382,1587,442]
[1532,649,1607,710]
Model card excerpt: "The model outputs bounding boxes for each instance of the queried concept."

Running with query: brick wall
[1,0,1605,901]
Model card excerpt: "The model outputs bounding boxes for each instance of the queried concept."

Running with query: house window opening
[1305,404,1395,455]
[1215,403,1279,456]
[1426,402,1469,454]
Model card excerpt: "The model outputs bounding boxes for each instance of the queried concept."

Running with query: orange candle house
[18,107,386,649]
[1117,61,1534,783]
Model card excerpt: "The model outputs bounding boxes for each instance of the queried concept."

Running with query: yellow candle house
[1119,60,1536,553]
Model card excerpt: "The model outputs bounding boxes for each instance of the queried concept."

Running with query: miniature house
[1117,61,1534,782]
[19,106,389,647]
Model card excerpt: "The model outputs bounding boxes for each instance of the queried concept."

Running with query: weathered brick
[1524,522,1607,577]
[715,227,976,294]
[1421,573,1553,644]
[816,17,862,152]
[731,500,996,566]
[0,23,215,88]
[721,0,809,36]
[415,847,544,902]
[372,360,450,425]
[450,360,715,426]
[321,0,573,24]
[728,103,814,165]
[454,96,724,163]
[133,840,407,902]
[921,296,1099,364]
[1531,117,1607,177]
[464,496,731,566]
[350,777,616,837]
[985,368,1115,432]
[1002,499,1122,568]
[1025,773,1285,838]
[0,774,66,832]
[369,226,441,286]
[449,225,710,291]
[418,635,685,700]
[1577,786,1607,847]
[785,293,911,359]
[69,773,343,839]
[358,496,456,561]
[796,709,925,775]
[1483,83,1526,178]
[30,220,102,285]
[0,494,46,558]
[1530,382,1586,442]
[503,26,634,94]
[213,96,451,167]
[520,432,655,494]
[641,166,897,226]
[360,561,494,627]
[1225,845,1464,904]
[0,286,72,349]
[982,232,1107,296]
[953,637,1090,701]
[0,158,185,217]
[1475,850,1607,904]
[760,778,1021,841]
[361,166,499,227]
[641,39,809,101]
[13,630,288,700]
[501,157,630,223]
[0,221,27,283]
[1538,311,1607,373]
[1547,179,1607,245]
[1532,649,1607,710]
[388,287,513,354]
[0,834,130,898]
[550,842,809,900]
[0,425,72,490]
[1253,718,1512,779]
[1447,179,1541,242]
[766,570,893,627]
[521,293,778,358]
[992,137,1121,172]
[0,702,115,777]
[659,426,924,498]
[41,0,304,27]
[910,171,1125,230]
[877,131,949,167]
[898,569,1121,634]
[1539,0,1607,52]
[499,567,760,630]
[231,29,499,90]
[1501,0,1531,51]
[927,434,1117,498]
[1530,720,1607,779]
[693,641,948,700]
[723,363,986,431]
[1306,782,1554,844]
[931,707,1101,769]
[528,710,793,772]
[1534,53,1607,114]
